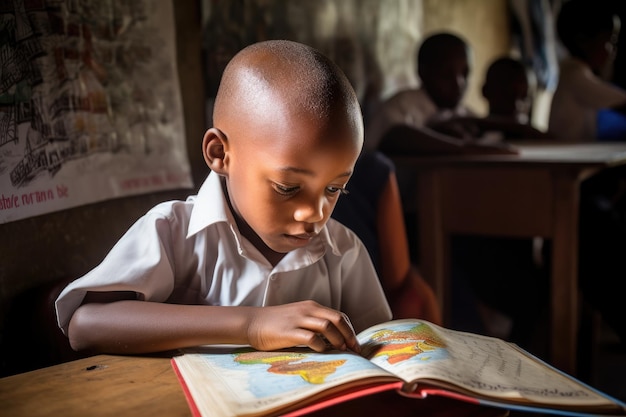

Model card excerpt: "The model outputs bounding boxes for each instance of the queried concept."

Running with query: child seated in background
[367,36,550,346]
[483,57,534,125]
[452,59,557,348]
[549,0,626,141]
[549,0,626,348]
[365,32,514,155]
[332,150,441,324]
[480,56,553,140]
[55,39,392,355]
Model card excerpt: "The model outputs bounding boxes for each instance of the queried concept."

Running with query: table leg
[416,169,449,324]
[550,170,581,375]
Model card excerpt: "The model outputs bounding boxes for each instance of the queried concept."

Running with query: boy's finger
[319,312,360,353]
[340,313,361,353]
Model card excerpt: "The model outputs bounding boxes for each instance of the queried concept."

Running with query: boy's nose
[293,197,325,223]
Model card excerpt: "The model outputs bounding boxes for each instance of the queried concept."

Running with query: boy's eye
[272,183,349,197]
[273,183,299,196]
[327,186,349,196]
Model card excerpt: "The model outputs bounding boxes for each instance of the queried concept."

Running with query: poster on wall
[0,0,192,224]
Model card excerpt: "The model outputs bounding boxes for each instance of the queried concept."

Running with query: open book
[170,319,626,417]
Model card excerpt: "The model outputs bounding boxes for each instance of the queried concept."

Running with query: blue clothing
[332,151,394,275]
[597,109,626,141]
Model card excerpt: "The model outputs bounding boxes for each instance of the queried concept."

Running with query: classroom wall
[0,2,208,344]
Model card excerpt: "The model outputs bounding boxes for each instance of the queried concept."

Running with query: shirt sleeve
[54,208,183,335]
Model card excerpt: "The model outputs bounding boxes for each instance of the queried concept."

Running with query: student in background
[480,56,553,140]
[549,0,626,141]
[54,40,392,355]
[364,32,514,289]
[363,32,539,347]
[548,0,626,348]
[332,150,442,325]
[365,32,513,154]
[483,57,534,125]
[528,0,626,353]
[450,55,556,350]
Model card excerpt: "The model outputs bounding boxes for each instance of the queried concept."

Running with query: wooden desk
[391,142,626,376]
[0,354,508,417]
[0,354,189,417]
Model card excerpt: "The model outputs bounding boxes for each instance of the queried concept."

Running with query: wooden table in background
[0,354,508,417]
[392,142,626,376]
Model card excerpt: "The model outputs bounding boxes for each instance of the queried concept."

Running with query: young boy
[479,56,552,140]
[482,56,533,125]
[55,40,392,355]
[549,0,626,141]
[549,0,626,348]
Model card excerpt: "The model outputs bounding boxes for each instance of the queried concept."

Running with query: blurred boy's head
[203,40,363,259]
[417,32,471,110]
[557,0,621,74]
[482,57,533,124]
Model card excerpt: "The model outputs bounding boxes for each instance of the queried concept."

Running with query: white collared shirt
[364,87,474,151]
[55,171,392,335]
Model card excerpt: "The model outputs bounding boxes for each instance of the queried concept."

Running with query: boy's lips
[283,232,316,246]
[289,232,316,240]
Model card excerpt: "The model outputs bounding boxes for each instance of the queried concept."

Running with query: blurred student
[548,0,626,348]
[367,33,550,346]
[332,151,442,324]
[450,56,556,348]
[365,32,514,155]
[480,56,553,140]
[549,0,626,141]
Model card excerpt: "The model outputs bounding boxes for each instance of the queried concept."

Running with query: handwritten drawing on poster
[0,0,192,224]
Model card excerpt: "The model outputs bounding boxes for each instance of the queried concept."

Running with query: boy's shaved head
[213,39,362,143]
[203,40,364,260]
[484,57,528,86]
[417,32,469,70]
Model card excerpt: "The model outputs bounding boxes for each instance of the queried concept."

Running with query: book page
[173,346,400,417]
[357,319,616,408]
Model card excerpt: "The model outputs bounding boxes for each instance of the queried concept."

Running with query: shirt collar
[186,171,341,258]
[187,171,232,238]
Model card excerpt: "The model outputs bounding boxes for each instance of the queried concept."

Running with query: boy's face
[420,45,470,110]
[215,103,362,259]
[487,73,531,123]
[587,28,620,75]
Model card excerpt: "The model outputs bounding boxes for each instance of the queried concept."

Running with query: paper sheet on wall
[0,0,192,224]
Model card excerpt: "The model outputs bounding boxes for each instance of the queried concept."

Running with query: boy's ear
[202,128,229,175]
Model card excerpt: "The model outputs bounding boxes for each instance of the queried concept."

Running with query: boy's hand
[246,301,361,354]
